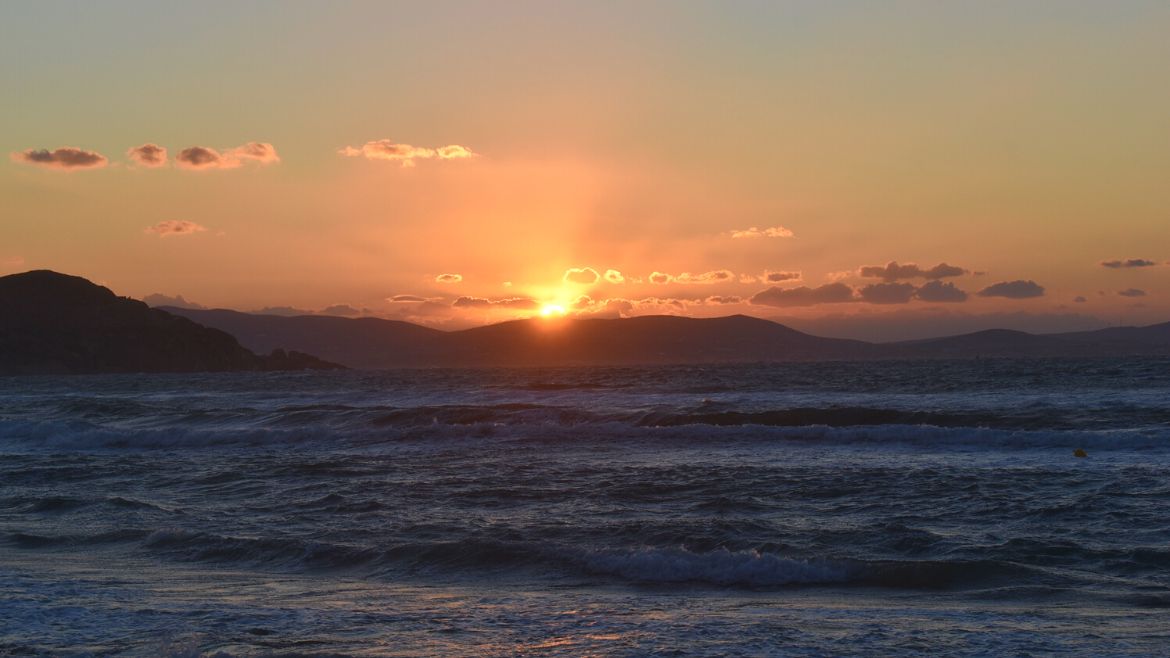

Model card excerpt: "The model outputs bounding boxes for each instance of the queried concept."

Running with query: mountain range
[3,270,1168,374]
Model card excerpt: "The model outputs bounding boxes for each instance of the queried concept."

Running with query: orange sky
[3,2,1168,338]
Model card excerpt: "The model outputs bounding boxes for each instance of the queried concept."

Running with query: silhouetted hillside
[0,271,342,374]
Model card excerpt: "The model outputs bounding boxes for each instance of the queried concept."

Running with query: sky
[3,1,1169,339]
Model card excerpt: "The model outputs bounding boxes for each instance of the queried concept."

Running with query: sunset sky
[4,1,1168,339]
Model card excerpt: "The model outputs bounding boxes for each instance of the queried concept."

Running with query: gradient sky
[3,1,1169,338]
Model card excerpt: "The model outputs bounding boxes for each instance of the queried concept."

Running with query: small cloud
[1073,296,1087,303]
[738,274,759,284]
[674,270,734,285]
[604,269,624,284]
[764,270,801,283]
[1101,258,1157,269]
[452,296,537,309]
[729,226,794,239]
[563,267,600,285]
[127,143,167,168]
[320,304,363,316]
[858,282,917,305]
[339,139,476,167]
[915,280,968,303]
[649,271,673,285]
[388,294,429,303]
[1117,288,1147,297]
[571,295,593,309]
[435,273,463,283]
[749,282,855,308]
[502,281,513,287]
[176,142,280,170]
[144,220,207,238]
[705,295,743,304]
[977,280,1045,299]
[859,261,968,281]
[11,146,108,170]
[143,293,206,309]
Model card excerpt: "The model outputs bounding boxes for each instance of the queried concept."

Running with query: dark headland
[0,270,342,375]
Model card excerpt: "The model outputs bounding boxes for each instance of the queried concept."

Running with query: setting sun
[540,304,567,317]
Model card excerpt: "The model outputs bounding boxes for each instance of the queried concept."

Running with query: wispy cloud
[729,226,794,239]
[563,267,600,285]
[127,144,167,168]
[977,280,1045,299]
[434,273,463,283]
[859,261,967,281]
[339,139,477,167]
[144,220,207,238]
[648,270,735,285]
[749,283,855,307]
[11,146,108,170]
[1101,258,1157,269]
[175,142,280,170]
[387,294,430,303]
[452,296,537,309]
[1117,288,1147,297]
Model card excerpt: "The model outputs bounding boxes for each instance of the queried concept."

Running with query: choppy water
[2,359,1169,656]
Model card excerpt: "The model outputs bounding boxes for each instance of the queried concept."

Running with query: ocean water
[2,359,1169,656]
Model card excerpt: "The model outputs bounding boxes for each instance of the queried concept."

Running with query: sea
[1,358,1169,657]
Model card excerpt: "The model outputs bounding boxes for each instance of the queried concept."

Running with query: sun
[540,304,567,317]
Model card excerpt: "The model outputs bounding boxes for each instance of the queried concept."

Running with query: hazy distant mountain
[167,308,877,367]
[0,271,343,374]
[169,306,1170,368]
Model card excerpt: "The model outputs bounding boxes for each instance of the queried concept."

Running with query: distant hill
[167,308,877,368]
[0,271,343,375]
[167,305,1170,368]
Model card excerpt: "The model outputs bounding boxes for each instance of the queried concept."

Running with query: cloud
[1101,258,1157,269]
[977,280,1045,299]
[674,270,734,285]
[435,273,463,283]
[1073,296,1087,303]
[563,267,600,285]
[127,143,167,167]
[175,142,280,170]
[144,220,207,237]
[729,226,794,239]
[452,296,537,309]
[705,295,743,304]
[604,269,625,284]
[1117,288,1147,297]
[749,282,855,307]
[320,304,364,316]
[252,306,315,317]
[858,282,917,305]
[339,139,477,167]
[143,293,206,309]
[11,146,108,170]
[387,294,429,303]
[859,261,968,281]
[915,280,968,303]
[764,270,801,283]
[649,271,673,285]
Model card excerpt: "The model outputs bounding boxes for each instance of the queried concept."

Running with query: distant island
[0,271,342,374]
[4,270,1169,373]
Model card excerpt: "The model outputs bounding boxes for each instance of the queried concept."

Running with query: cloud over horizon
[452,296,537,309]
[749,282,855,307]
[127,144,167,167]
[144,220,207,237]
[977,280,1045,299]
[339,139,477,167]
[859,261,968,281]
[11,147,108,170]
[1101,258,1157,269]
[729,226,794,239]
[915,280,968,303]
[858,282,917,305]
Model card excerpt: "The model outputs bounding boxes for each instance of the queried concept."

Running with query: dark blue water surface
[2,359,1169,656]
